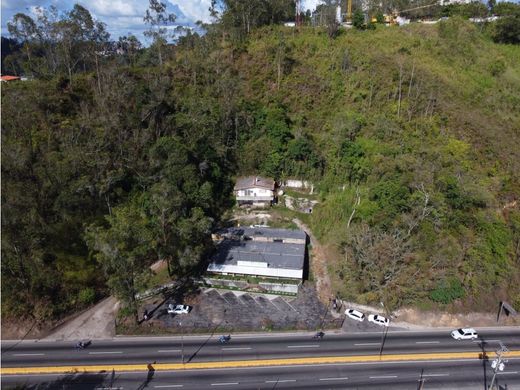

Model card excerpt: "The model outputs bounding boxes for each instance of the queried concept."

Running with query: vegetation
[2,1,520,327]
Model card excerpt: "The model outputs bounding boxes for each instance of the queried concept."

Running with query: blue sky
[1,0,322,44]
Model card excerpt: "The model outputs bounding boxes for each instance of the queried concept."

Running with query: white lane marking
[211,383,239,386]
[355,343,380,346]
[370,375,398,379]
[472,339,501,343]
[423,373,449,377]
[416,341,440,344]
[158,350,181,353]
[222,347,252,351]
[287,344,320,348]
[498,371,519,375]
[88,351,123,355]
[13,353,45,356]
[154,386,184,388]
[95,387,123,390]
[265,380,296,383]
[319,377,349,381]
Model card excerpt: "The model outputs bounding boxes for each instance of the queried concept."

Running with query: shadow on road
[477,339,489,390]
[9,372,108,389]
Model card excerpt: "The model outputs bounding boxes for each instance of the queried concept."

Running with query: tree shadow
[8,371,109,389]
[140,277,202,324]
[1,321,38,354]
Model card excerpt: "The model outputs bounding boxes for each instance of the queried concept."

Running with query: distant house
[207,227,307,281]
[0,75,21,82]
[234,176,276,207]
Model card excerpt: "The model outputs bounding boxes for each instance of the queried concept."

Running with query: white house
[234,176,276,206]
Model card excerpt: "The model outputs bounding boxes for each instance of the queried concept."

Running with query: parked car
[368,314,390,327]
[167,304,191,314]
[451,328,478,340]
[345,309,365,322]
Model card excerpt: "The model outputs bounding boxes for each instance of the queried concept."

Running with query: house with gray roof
[234,176,276,206]
[207,227,307,281]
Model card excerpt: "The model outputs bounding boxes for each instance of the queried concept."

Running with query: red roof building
[1,75,21,82]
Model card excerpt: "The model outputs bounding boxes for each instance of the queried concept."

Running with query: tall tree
[7,13,39,74]
[86,198,154,323]
[143,0,176,66]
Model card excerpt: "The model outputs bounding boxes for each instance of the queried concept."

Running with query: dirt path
[292,218,333,303]
[43,297,120,341]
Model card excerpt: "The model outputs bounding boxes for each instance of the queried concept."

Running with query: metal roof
[210,239,305,271]
[234,176,275,191]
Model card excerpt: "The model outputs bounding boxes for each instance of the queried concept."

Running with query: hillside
[2,17,519,325]
[226,21,520,311]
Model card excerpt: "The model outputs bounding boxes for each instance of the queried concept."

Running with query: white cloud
[302,0,322,12]
[84,0,141,17]
[170,0,211,23]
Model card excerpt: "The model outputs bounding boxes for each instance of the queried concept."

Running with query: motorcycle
[219,335,231,344]
[313,331,325,340]
[75,340,91,350]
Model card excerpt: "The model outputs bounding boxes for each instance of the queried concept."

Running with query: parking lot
[142,283,343,333]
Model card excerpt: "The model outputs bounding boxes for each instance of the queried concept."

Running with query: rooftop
[234,176,275,191]
[210,239,305,271]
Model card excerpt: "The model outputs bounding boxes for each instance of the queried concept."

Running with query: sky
[1,0,321,44]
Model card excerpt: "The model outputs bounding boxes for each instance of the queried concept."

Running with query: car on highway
[451,328,478,340]
[345,309,365,322]
[368,314,390,327]
[167,304,191,314]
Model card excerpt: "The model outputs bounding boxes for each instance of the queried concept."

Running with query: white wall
[237,187,274,197]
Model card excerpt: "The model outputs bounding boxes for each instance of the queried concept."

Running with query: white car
[451,328,478,340]
[368,314,390,327]
[167,304,191,314]
[345,309,365,322]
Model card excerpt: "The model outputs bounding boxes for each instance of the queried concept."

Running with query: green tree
[86,199,154,323]
[7,13,38,74]
[493,15,520,44]
[353,9,365,29]
[143,0,176,66]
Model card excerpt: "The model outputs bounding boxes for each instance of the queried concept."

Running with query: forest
[2,0,520,328]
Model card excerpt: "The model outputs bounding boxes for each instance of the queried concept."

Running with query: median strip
[3,350,520,375]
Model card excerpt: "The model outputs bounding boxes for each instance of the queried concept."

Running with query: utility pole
[180,321,184,365]
[489,342,508,390]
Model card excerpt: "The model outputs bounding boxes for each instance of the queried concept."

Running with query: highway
[2,329,520,367]
[2,328,520,389]
[3,358,520,389]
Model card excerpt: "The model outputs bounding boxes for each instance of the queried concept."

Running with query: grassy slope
[234,21,520,311]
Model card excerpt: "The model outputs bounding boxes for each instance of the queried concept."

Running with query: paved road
[2,329,520,367]
[3,358,520,389]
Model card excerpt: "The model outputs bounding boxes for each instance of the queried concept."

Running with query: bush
[78,288,96,306]
[493,16,520,44]
[430,277,465,304]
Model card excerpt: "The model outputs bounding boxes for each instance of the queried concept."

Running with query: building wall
[236,187,273,197]
[207,263,303,280]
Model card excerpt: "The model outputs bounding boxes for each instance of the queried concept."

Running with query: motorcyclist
[219,335,231,343]
[314,331,324,339]
[76,341,84,349]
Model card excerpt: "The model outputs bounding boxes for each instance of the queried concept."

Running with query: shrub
[493,16,520,44]
[78,288,96,306]
[430,277,465,304]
